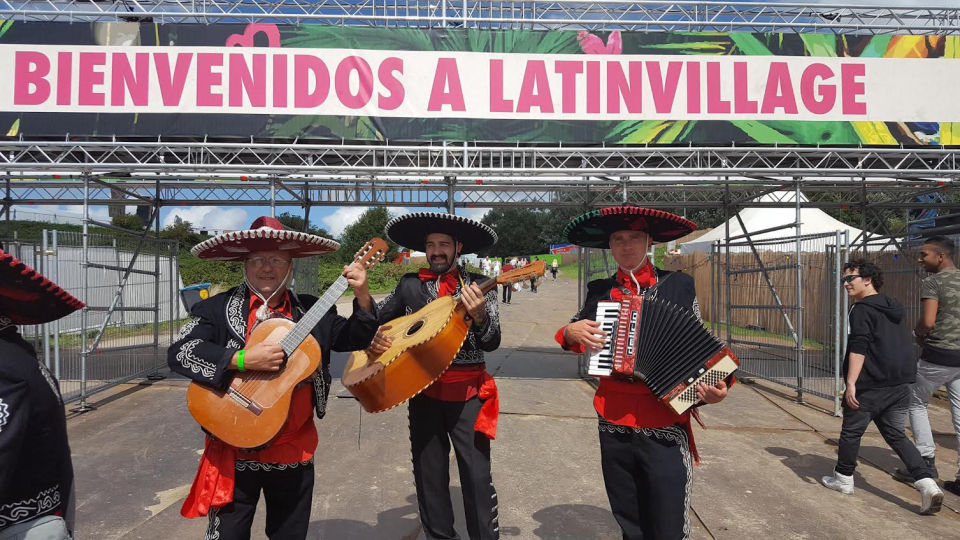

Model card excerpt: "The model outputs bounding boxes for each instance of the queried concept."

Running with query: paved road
[66,273,960,539]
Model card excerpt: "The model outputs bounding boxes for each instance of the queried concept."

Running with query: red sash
[422,365,500,439]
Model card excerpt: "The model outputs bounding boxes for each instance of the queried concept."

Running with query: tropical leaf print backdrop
[0,21,956,145]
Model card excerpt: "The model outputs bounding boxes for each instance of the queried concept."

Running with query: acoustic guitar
[343,260,545,413]
[186,238,388,449]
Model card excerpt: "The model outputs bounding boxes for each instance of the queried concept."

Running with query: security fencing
[578,230,853,416]
[2,229,185,406]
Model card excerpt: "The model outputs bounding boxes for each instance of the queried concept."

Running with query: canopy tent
[680,191,870,254]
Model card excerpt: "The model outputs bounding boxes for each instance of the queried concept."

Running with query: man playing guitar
[368,212,502,540]
[168,216,378,539]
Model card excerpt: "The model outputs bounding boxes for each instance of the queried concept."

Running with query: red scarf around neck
[419,267,459,297]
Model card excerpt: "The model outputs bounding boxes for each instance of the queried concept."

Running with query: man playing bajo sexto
[556,206,732,540]
[167,216,379,539]
[368,212,502,540]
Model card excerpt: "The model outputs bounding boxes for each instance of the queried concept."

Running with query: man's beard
[429,255,455,274]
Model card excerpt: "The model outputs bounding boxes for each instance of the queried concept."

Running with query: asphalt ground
[65,272,960,539]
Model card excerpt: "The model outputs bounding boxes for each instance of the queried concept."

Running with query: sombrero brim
[191,228,340,261]
[0,249,85,325]
[564,207,697,248]
[385,213,497,253]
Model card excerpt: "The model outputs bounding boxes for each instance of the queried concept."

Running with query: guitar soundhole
[406,320,425,336]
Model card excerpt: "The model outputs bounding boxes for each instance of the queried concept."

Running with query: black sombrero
[0,248,85,325]
[191,216,340,261]
[385,212,497,253]
[563,206,697,249]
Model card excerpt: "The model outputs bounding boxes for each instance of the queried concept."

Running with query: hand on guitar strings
[460,282,487,323]
[343,262,373,312]
[696,380,729,404]
[563,319,607,353]
[233,341,285,372]
[366,325,394,359]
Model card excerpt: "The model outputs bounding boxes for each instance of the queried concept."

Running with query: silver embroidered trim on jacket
[176,317,201,341]
[0,398,8,434]
[0,485,61,528]
[225,285,247,343]
[235,459,313,472]
[176,339,217,379]
[0,316,12,332]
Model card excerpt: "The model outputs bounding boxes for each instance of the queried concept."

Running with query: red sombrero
[563,206,697,248]
[191,216,340,261]
[0,248,85,325]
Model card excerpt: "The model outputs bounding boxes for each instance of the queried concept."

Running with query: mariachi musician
[167,216,378,539]
[0,248,82,539]
[368,212,502,540]
[555,206,732,540]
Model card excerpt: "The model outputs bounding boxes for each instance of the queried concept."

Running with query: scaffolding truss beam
[2,141,960,179]
[2,1,960,34]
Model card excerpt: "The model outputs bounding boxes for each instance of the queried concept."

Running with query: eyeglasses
[246,256,291,268]
[840,275,861,284]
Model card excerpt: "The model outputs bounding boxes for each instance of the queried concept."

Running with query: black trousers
[835,384,934,479]
[205,460,314,540]
[598,422,691,540]
[501,285,512,304]
[409,394,500,540]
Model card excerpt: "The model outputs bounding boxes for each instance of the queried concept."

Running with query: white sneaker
[915,477,943,515]
[821,471,854,494]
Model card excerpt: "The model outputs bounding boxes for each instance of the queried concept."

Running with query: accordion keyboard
[587,302,620,377]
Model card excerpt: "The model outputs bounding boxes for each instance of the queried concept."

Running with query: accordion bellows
[589,296,739,414]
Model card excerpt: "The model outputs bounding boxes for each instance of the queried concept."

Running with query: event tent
[680,191,869,253]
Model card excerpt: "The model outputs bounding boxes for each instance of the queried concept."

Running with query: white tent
[681,191,870,253]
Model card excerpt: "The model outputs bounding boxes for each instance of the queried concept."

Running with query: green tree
[481,208,550,257]
[337,207,398,263]
[160,216,203,250]
[112,213,144,231]
[276,211,332,238]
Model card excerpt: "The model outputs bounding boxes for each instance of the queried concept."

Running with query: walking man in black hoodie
[821,260,944,514]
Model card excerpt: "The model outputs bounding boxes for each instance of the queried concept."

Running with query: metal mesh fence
[2,229,184,405]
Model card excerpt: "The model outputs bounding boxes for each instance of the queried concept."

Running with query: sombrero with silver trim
[0,248,85,325]
[191,216,340,261]
[385,212,497,253]
[564,206,697,248]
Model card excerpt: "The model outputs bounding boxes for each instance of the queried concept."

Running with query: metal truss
[4,173,955,210]
[3,140,960,179]
[2,1,960,34]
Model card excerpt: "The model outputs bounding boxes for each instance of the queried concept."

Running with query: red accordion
[588,295,739,414]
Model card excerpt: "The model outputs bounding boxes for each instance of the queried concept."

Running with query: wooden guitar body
[343,295,470,413]
[186,317,322,449]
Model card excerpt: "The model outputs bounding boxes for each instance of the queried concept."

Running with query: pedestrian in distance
[821,259,943,515]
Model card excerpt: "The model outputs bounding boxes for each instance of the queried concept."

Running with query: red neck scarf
[616,260,656,294]
[419,267,459,297]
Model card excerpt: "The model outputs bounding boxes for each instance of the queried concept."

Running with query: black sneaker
[894,456,938,483]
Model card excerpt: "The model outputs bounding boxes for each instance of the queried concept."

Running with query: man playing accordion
[555,206,732,540]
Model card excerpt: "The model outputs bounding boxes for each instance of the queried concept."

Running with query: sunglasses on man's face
[840,275,861,284]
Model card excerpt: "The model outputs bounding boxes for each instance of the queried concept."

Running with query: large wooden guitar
[343,260,545,413]
[186,238,388,449]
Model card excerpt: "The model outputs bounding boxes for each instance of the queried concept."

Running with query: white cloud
[163,207,248,231]
[320,207,369,238]
[457,208,490,222]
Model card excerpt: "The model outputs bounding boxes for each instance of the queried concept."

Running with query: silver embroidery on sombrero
[0,316,12,332]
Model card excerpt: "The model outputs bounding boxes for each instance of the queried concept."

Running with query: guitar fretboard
[279,276,349,356]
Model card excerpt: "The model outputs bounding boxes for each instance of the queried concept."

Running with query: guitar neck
[279,275,349,356]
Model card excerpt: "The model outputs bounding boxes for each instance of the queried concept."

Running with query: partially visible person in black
[0,248,83,539]
[821,259,943,514]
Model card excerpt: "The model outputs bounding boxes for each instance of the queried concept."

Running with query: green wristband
[237,349,245,372]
